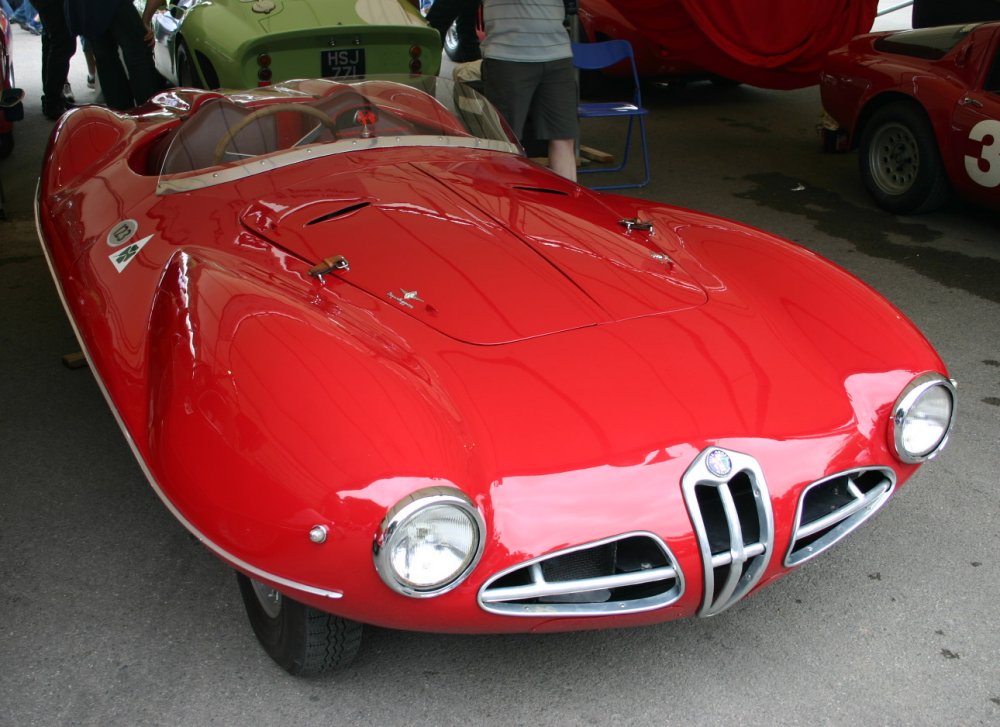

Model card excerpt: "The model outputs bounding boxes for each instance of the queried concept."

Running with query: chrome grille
[682,448,774,617]
[478,532,683,616]
[784,467,896,567]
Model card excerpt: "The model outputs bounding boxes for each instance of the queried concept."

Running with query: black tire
[175,38,201,89]
[709,76,742,88]
[444,22,481,62]
[236,573,363,676]
[0,131,12,159]
[858,102,951,214]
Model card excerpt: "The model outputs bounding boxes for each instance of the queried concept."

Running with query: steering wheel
[212,103,337,165]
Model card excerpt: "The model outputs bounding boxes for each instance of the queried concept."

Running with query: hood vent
[306,202,370,226]
[511,185,568,196]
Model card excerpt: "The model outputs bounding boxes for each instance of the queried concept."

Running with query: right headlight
[373,486,485,598]
[890,373,957,464]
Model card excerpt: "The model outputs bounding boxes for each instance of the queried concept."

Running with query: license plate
[321,48,366,78]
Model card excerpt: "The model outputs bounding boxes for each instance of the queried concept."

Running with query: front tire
[859,102,951,214]
[444,22,481,62]
[175,39,202,89]
[236,573,363,676]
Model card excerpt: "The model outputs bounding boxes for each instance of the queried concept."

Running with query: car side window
[986,40,1000,93]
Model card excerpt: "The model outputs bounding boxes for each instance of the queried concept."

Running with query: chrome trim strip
[681,448,774,618]
[480,565,680,603]
[712,483,746,610]
[793,483,887,539]
[34,190,343,601]
[784,467,896,568]
[478,531,684,617]
[156,135,522,195]
[708,542,766,568]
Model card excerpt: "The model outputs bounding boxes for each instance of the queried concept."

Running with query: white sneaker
[63,82,75,105]
[86,74,96,90]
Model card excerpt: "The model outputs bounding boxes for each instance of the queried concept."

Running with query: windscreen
[157,75,521,191]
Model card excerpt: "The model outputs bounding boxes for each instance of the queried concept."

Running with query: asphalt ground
[2,22,999,727]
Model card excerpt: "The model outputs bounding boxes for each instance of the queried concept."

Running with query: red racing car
[1,7,24,159]
[821,21,1000,213]
[37,75,956,676]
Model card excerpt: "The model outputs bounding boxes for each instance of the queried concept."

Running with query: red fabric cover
[614,0,880,89]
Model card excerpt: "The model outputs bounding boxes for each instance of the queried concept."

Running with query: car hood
[255,0,428,33]
[240,158,708,344]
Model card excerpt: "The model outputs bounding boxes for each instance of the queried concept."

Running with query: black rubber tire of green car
[236,573,363,676]
[176,38,202,89]
[858,102,951,214]
[444,21,481,62]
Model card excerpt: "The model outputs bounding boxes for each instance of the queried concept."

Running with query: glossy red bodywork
[821,22,1000,210]
[37,86,948,634]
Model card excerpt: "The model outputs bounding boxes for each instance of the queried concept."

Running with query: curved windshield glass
[156,75,522,193]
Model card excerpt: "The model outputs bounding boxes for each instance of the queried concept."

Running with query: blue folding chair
[572,40,651,190]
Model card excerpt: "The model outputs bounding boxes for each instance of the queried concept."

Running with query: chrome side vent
[682,448,774,617]
[784,467,896,567]
[478,532,683,616]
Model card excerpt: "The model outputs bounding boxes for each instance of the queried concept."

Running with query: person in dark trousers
[31,0,76,120]
[65,0,164,111]
[480,0,577,181]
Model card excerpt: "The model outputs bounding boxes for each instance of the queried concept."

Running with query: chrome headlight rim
[373,486,485,599]
[890,372,957,464]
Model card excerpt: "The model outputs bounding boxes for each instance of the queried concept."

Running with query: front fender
[144,248,479,591]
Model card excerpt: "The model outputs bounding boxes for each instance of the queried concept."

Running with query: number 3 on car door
[965,119,1000,188]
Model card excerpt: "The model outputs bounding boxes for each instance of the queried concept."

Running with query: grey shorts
[482,57,579,141]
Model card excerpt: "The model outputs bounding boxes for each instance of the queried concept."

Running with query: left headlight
[373,486,485,598]
[890,373,957,464]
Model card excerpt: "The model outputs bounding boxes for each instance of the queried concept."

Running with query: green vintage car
[148,0,441,89]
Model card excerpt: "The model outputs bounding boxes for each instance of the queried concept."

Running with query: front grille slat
[480,565,680,604]
[711,483,748,609]
[785,468,895,567]
[682,448,774,618]
[478,532,683,616]
[709,541,766,568]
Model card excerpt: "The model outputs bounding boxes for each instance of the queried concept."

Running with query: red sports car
[821,22,1000,213]
[1,8,24,159]
[37,75,956,676]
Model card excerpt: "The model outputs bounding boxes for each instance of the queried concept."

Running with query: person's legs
[89,29,133,109]
[547,138,577,182]
[14,0,40,31]
[530,58,578,181]
[454,0,479,42]
[81,37,96,88]
[108,2,163,106]
[482,57,540,140]
[8,0,27,24]
[32,0,76,119]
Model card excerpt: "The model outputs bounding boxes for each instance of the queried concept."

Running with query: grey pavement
[2,23,999,727]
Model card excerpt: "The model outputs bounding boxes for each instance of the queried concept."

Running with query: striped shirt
[481,0,571,63]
